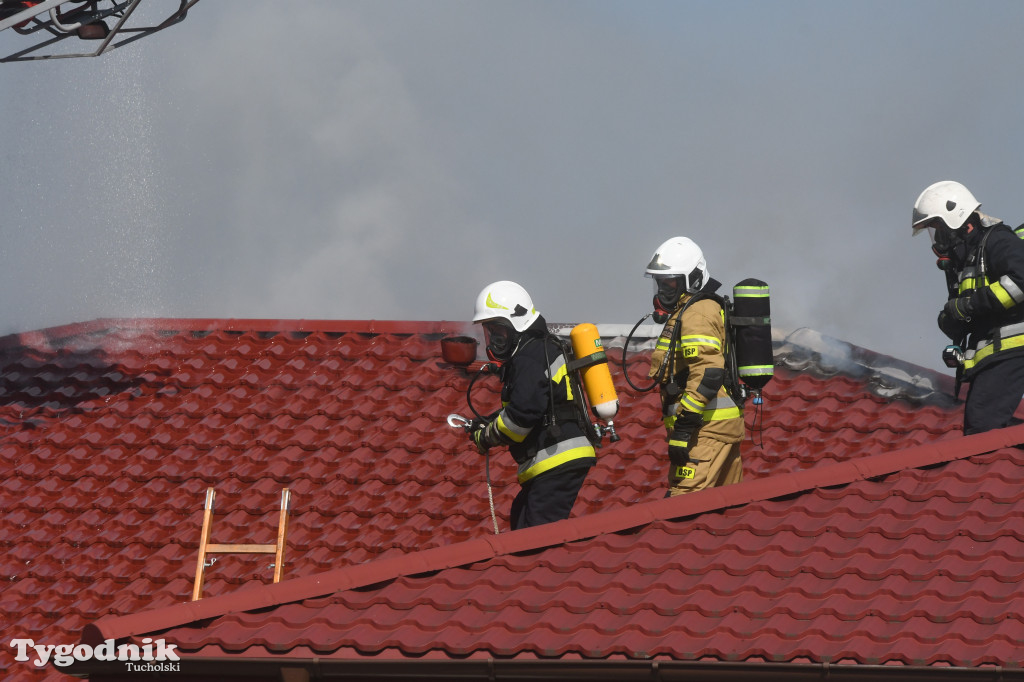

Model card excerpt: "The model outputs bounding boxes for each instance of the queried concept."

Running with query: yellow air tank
[570,323,619,421]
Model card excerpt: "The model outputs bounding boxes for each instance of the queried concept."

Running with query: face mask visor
[650,275,685,323]
[925,221,961,271]
[652,275,685,308]
[483,320,516,361]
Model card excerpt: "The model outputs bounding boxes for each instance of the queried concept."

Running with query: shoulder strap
[659,285,727,386]
[978,224,999,280]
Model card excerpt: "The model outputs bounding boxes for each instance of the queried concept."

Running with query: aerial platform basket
[0,0,203,62]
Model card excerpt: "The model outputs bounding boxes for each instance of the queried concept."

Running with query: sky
[2,0,1024,374]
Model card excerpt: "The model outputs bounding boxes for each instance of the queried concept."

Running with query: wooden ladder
[191,487,291,601]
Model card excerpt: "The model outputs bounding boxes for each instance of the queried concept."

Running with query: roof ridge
[1,318,955,400]
[82,423,1024,646]
[0,318,476,351]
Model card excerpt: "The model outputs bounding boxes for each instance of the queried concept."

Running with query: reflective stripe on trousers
[517,436,595,484]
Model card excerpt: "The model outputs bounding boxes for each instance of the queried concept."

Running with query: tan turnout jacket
[648,295,744,443]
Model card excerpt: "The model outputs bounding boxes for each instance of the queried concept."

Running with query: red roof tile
[83,428,1024,671]
[0,318,991,680]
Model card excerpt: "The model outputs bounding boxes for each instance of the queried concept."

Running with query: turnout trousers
[964,355,1024,435]
[510,464,591,531]
[667,435,743,497]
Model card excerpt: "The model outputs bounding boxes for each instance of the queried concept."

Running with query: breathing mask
[652,275,684,323]
[483,320,517,362]
[928,222,966,272]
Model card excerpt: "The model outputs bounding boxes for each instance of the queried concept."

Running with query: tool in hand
[447,413,499,534]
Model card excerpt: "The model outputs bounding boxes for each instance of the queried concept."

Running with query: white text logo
[10,638,180,668]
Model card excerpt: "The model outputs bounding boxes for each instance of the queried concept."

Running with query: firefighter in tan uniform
[645,237,745,496]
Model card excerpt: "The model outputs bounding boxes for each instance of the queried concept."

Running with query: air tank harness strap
[567,349,608,373]
[544,334,583,432]
[565,350,608,419]
[729,315,770,326]
[659,291,711,386]
[549,350,605,425]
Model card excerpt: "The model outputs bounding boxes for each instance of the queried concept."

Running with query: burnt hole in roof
[774,327,957,407]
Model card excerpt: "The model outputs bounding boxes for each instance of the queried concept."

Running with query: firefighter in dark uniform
[469,281,597,530]
[644,237,744,496]
[913,180,1024,434]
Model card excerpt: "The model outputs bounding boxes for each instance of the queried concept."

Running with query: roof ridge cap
[83,424,1024,645]
[0,318,476,350]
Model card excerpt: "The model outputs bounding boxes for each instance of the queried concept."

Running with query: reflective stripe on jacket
[963,321,1024,372]
[953,221,1024,378]
[498,335,596,483]
[516,436,595,483]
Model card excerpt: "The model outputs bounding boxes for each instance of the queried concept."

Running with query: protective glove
[937,309,968,342]
[667,409,703,467]
[471,420,502,455]
[943,295,976,323]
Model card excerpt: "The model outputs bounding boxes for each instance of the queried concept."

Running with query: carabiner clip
[447,413,472,431]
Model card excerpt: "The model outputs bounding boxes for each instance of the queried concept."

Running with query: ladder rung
[206,543,277,554]
[192,487,291,601]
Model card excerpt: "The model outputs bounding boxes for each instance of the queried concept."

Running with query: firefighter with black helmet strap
[912,180,1024,434]
[469,281,596,530]
[645,237,744,496]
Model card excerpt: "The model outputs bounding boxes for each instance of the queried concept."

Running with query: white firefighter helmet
[472,280,540,333]
[912,180,981,235]
[644,236,709,293]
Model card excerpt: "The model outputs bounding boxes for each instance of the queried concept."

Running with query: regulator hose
[620,313,661,393]
[466,362,499,420]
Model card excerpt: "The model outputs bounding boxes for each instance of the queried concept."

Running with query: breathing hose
[466,362,498,420]
[620,313,660,393]
[621,292,771,450]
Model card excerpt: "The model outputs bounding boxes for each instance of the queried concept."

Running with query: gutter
[69,657,1024,681]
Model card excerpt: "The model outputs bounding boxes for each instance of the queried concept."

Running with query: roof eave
[82,426,1024,653]
[66,656,1024,681]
